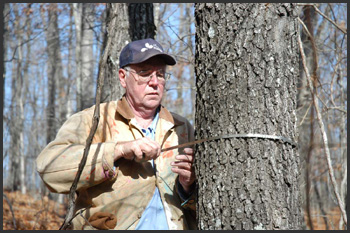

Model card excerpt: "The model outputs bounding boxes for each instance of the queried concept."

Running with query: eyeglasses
[124,68,171,84]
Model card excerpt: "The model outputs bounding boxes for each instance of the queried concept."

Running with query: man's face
[119,56,167,112]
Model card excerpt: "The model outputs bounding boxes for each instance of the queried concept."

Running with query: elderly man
[36,38,196,230]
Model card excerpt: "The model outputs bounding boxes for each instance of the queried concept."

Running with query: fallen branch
[59,3,118,230]
[3,193,17,230]
[297,29,347,226]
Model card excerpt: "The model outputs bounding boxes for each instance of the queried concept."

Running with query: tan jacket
[36,97,196,230]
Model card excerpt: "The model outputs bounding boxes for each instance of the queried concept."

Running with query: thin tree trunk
[66,6,74,118]
[41,3,63,143]
[302,5,317,230]
[298,23,347,226]
[72,3,83,111]
[80,3,95,110]
[9,3,24,192]
[195,3,302,230]
[18,3,34,195]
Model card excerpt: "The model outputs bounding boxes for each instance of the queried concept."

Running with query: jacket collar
[115,95,184,127]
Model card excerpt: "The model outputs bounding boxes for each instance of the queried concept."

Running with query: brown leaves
[3,191,67,230]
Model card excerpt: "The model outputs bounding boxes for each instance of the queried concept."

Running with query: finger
[133,147,144,161]
[172,168,196,184]
[141,138,161,158]
[141,145,159,160]
[171,166,192,178]
[175,154,194,163]
[171,161,192,170]
[183,147,193,154]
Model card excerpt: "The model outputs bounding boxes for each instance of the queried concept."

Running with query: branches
[3,193,18,230]
[58,3,117,230]
[297,3,346,34]
[297,29,347,226]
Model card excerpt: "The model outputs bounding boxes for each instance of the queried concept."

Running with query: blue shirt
[135,109,169,230]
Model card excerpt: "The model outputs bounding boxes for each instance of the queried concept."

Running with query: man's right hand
[113,137,161,163]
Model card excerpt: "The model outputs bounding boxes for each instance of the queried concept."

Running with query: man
[36,38,196,230]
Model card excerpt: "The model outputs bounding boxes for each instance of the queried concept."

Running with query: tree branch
[3,193,17,230]
[297,3,347,34]
[297,29,347,226]
[59,3,118,230]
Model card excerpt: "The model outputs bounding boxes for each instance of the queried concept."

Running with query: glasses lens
[127,68,169,84]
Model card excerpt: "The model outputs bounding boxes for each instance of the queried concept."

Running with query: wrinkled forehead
[130,56,167,71]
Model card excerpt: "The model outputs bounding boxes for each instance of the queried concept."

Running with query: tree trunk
[66,6,74,118]
[72,3,96,111]
[8,3,25,192]
[101,3,129,102]
[101,3,156,103]
[18,3,33,195]
[194,3,302,230]
[80,3,95,110]
[41,3,64,143]
[72,3,83,110]
[128,3,156,41]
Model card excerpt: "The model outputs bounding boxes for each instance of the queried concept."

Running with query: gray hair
[123,66,130,76]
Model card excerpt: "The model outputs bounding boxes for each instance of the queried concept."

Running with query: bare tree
[101,3,156,103]
[101,3,129,102]
[8,3,23,192]
[72,3,96,111]
[40,3,63,143]
[297,3,347,229]
[195,3,302,230]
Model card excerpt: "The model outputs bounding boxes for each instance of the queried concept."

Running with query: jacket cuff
[102,141,117,179]
[175,177,196,210]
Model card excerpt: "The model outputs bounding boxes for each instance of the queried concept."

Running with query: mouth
[147,92,159,96]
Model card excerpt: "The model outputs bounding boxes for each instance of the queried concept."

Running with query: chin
[145,98,161,109]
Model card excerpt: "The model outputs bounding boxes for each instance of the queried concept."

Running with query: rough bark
[101,3,129,102]
[80,3,95,110]
[101,3,156,103]
[194,3,302,230]
[8,4,22,191]
[72,3,83,110]
[41,3,63,143]
[128,3,156,41]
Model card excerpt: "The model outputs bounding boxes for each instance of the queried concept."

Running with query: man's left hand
[171,148,195,194]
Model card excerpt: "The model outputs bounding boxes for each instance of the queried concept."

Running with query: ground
[3,190,66,230]
[3,190,344,230]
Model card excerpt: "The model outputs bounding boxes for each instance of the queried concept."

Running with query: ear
[119,69,127,88]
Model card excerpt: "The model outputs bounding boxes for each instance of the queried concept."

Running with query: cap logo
[140,43,163,53]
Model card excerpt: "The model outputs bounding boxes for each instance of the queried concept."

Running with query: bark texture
[194,3,302,230]
[101,3,129,103]
[128,3,156,41]
[102,3,156,102]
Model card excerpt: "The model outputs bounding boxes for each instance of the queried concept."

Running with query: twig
[297,3,346,34]
[3,193,17,230]
[59,3,118,230]
[33,209,46,230]
[297,30,347,226]
[298,101,312,127]
[79,209,95,229]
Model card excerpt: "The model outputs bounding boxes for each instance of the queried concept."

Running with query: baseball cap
[119,38,176,68]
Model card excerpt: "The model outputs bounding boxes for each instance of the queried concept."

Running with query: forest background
[2,3,347,230]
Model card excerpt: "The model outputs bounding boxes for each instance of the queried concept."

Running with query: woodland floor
[3,190,344,230]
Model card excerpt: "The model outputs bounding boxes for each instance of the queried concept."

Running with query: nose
[148,73,159,86]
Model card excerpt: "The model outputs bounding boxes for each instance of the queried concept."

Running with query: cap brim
[131,50,176,66]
